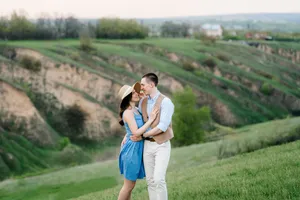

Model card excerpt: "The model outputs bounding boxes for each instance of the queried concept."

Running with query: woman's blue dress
[119,111,146,181]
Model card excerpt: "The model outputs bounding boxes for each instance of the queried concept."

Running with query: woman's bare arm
[123,108,158,136]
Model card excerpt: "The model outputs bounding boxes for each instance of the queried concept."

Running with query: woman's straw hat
[117,82,141,101]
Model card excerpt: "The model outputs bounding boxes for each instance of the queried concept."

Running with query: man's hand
[130,135,143,142]
[143,127,163,138]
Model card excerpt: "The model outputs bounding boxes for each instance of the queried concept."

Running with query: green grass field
[0,117,300,200]
[75,140,300,200]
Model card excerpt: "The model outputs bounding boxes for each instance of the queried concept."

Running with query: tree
[79,28,93,51]
[65,16,81,38]
[161,21,179,37]
[161,21,191,37]
[53,13,65,39]
[180,22,190,37]
[194,32,216,45]
[96,18,148,39]
[0,16,9,40]
[172,86,211,147]
[87,22,96,38]
[35,14,54,40]
[9,11,35,40]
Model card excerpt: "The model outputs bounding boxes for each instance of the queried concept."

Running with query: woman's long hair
[119,93,132,126]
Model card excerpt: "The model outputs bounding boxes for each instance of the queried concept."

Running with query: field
[1,38,300,199]
[0,117,300,200]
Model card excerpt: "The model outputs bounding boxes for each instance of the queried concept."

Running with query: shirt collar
[148,90,160,101]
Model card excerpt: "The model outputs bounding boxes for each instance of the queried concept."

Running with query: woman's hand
[138,91,146,99]
[130,135,143,142]
[149,107,159,122]
[121,136,126,146]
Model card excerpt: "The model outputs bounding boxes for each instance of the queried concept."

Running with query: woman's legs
[118,178,136,200]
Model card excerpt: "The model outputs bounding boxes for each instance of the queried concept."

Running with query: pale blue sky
[1,0,300,18]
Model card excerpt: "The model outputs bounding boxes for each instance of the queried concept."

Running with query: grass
[0,55,10,62]
[2,39,300,126]
[1,41,123,85]
[1,39,300,199]
[0,177,117,200]
[0,77,25,92]
[263,40,300,51]
[95,39,300,121]
[1,117,300,200]
[74,141,300,200]
[0,130,51,180]
[91,41,269,124]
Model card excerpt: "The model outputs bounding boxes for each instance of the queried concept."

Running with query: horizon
[1,11,300,20]
[84,12,300,20]
[1,0,300,19]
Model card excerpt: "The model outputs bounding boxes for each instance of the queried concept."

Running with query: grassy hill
[0,38,300,179]
[0,116,299,200]
[3,39,300,124]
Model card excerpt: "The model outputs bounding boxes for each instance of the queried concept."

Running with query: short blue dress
[119,111,146,181]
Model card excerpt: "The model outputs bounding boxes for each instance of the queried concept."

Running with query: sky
[1,0,300,19]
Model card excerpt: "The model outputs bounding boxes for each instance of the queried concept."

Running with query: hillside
[75,141,300,200]
[0,116,299,200]
[0,38,300,178]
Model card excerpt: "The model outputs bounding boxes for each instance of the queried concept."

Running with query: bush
[1,47,17,60]
[65,104,88,137]
[80,29,93,51]
[216,53,229,62]
[20,56,42,72]
[205,125,236,142]
[58,137,70,150]
[194,32,216,45]
[55,144,91,166]
[69,52,81,61]
[28,92,89,142]
[0,113,26,134]
[202,58,217,68]
[172,86,211,147]
[194,70,204,77]
[260,82,273,96]
[182,60,195,71]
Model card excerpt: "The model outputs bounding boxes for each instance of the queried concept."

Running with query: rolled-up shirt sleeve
[157,98,174,132]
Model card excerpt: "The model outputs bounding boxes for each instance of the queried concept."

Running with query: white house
[200,24,223,37]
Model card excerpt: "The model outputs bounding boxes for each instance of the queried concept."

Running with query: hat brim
[119,82,141,106]
[133,82,141,94]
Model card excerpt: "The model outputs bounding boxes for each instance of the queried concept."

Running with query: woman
[117,82,158,200]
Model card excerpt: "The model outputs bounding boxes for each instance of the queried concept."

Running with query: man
[131,73,174,200]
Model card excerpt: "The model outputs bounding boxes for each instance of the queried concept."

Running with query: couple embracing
[117,73,175,200]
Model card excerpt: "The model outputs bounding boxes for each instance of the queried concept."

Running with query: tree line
[0,11,149,40]
[160,21,191,37]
